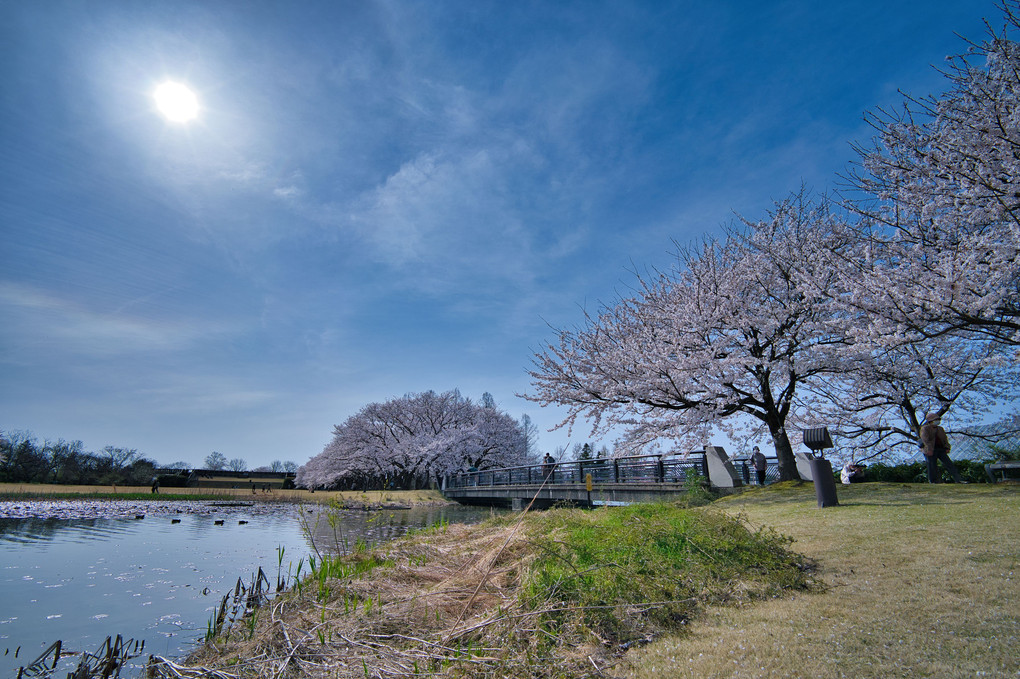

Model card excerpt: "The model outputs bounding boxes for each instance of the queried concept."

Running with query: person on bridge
[542,453,556,480]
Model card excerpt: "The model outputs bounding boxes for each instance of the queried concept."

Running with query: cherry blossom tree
[296,390,528,490]
[528,6,1020,475]
[769,4,1020,460]
[839,3,1020,347]
[743,201,1020,464]
[526,195,849,481]
[802,332,1019,461]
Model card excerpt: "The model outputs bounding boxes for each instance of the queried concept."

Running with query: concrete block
[705,446,742,488]
[795,452,815,481]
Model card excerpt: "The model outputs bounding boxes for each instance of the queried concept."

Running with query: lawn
[623,482,1020,679]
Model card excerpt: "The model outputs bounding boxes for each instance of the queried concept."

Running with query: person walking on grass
[919,413,966,484]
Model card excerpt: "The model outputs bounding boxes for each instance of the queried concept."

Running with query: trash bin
[808,456,839,508]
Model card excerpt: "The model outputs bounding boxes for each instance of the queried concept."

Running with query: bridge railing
[447,452,709,489]
[728,458,780,486]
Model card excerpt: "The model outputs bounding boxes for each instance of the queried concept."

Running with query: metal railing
[729,459,779,486]
[446,452,709,489]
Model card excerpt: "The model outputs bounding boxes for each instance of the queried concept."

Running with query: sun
[153,81,199,123]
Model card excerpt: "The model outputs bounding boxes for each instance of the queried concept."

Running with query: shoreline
[0,483,450,508]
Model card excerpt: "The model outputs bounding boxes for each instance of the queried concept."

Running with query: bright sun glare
[153,81,199,123]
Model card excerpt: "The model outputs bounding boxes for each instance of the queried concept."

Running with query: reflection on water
[300,505,492,556]
[0,502,494,677]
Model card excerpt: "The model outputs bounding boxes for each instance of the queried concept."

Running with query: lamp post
[803,427,839,508]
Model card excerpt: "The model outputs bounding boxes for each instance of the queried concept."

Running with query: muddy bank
[0,485,454,520]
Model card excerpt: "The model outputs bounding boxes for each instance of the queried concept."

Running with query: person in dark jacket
[919,413,965,483]
[749,446,768,485]
[542,453,556,480]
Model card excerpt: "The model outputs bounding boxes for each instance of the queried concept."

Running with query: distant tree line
[0,430,302,486]
[0,430,157,486]
[200,451,298,474]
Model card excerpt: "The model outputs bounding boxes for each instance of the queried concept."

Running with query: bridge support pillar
[512,497,524,511]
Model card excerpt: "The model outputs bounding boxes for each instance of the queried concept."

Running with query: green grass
[516,502,811,644]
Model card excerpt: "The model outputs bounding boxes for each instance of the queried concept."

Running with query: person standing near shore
[919,413,966,483]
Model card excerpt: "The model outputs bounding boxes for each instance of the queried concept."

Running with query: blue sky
[0,1,998,468]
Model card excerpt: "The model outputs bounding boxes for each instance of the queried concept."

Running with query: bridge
[442,447,782,509]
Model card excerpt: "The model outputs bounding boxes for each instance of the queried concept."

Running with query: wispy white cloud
[0,283,233,360]
[273,185,305,200]
[136,374,279,414]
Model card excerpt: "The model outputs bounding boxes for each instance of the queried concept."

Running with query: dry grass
[0,483,447,506]
[181,520,545,678]
[623,482,1020,679]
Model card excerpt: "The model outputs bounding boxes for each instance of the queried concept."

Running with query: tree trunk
[769,426,802,481]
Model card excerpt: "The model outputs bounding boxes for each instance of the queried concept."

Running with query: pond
[0,500,496,677]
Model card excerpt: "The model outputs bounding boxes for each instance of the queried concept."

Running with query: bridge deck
[444,481,692,508]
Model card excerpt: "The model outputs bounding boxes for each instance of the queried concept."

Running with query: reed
[16,635,145,679]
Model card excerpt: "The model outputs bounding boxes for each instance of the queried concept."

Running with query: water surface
[0,501,493,676]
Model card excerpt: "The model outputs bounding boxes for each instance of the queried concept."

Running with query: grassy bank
[170,500,811,678]
[0,483,447,506]
[163,482,1020,679]
[624,482,1020,678]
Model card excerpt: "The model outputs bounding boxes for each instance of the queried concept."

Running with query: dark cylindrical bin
[808,457,839,508]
